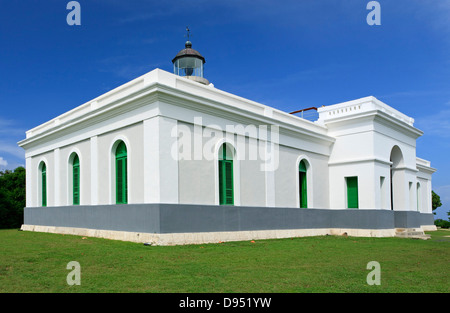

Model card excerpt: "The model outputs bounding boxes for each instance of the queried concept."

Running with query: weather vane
[185,26,191,41]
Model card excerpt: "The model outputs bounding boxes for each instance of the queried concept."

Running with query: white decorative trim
[19,69,334,156]
[329,157,392,166]
[416,163,437,174]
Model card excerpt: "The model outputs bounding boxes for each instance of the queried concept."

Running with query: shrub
[434,219,450,229]
[0,167,25,229]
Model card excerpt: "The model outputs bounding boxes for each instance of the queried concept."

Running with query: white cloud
[0,157,8,167]
[98,56,162,80]
[0,117,25,136]
[0,141,25,159]
[0,117,26,161]
[412,0,450,34]
[415,102,450,138]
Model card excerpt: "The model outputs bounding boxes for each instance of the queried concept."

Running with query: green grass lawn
[0,228,448,293]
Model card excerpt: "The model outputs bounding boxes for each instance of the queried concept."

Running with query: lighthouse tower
[172,29,209,85]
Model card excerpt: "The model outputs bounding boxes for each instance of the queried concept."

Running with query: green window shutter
[115,142,128,204]
[219,160,224,204]
[218,160,234,205]
[219,144,234,205]
[124,157,128,203]
[116,158,122,203]
[116,141,127,158]
[42,164,47,207]
[347,177,359,209]
[73,155,80,205]
[299,160,307,208]
[224,160,234,205]
[299,171,307,208]
[299,160,307,172]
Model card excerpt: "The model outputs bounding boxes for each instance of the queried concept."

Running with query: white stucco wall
[274,145,329,209]
[176,122,270,207]
[319,97,434,213]
[20,70,435,215]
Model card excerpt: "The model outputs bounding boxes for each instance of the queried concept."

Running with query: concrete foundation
[21,204,436,245]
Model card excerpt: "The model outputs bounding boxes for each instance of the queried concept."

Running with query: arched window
[72,154,80,205]
[390,145,404,211]
[40,162,47,207]
[218,143,234,205]
[115,141,128,204]
[299,160,308,208]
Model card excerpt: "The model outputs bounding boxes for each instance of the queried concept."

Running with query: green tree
[0,166,26,229]
[431,190,442,215]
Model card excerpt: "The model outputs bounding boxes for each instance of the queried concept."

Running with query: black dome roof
[172,41,206,64]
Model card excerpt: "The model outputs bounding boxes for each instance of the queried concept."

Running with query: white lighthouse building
[19,40,436,245]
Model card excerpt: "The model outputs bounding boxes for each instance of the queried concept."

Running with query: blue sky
[0,0,449,218]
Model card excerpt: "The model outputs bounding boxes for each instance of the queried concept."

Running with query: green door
[73,155,80,205]
[115,142,128,204]
[299,160,307,208]
[347,177,359,209]
[219,145,234,205]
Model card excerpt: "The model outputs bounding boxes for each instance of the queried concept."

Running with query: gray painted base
[22,204,436,244]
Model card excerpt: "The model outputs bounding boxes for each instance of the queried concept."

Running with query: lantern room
[172,40,209,85]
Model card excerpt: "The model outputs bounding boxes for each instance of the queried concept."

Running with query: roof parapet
[317,96,415,126]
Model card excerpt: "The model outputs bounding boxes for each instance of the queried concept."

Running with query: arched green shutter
[299,160,307,208]
[115,142,128,204]
[73,155,80,205]
[219,144,234,205]
[42,163,47,207]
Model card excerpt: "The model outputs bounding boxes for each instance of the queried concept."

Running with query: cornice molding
[328,157,392,167]
[416,163,437,174]
[19,77,335,150]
